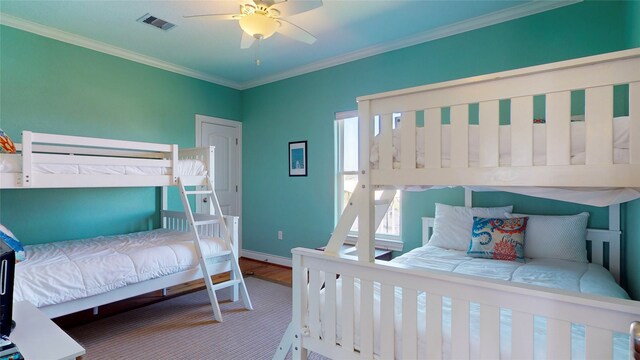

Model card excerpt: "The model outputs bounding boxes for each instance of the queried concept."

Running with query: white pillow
[506,212,589,263]
[429,203,514,251]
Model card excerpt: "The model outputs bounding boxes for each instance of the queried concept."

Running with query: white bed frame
[0,130,203,189]
[1,131,250,320]
[279,48,640,359]
[41,211,240,319]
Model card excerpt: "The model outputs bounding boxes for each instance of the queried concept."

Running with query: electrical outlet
[277,230,283,240]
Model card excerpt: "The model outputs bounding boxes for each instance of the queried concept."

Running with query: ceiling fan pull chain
[255,38,261,66]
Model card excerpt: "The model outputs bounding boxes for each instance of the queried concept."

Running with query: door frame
[195,114,243,251]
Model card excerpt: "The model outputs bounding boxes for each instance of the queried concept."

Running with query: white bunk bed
[279,48,640,359]
[0,131,252,321]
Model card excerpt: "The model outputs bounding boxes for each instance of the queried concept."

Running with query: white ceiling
[0,0,575,90]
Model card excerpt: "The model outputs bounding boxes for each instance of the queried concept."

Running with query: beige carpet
[66,277,325,360]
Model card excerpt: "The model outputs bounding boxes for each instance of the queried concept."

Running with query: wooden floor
[55,258,292,329]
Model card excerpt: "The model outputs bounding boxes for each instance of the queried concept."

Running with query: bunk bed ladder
[324,187,397,256]
[178,177,253,322]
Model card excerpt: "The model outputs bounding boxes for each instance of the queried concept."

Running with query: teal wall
[0,25,242,244]
[241,1,640,296]
[1,1,639,297]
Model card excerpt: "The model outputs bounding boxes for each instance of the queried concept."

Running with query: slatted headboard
[421,217,622,284]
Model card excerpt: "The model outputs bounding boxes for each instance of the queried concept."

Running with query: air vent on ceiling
[137,13,176,31]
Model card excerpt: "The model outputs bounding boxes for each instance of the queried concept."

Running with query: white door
[196,115,241,218]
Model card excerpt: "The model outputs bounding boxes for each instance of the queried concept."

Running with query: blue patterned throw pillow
[0,224,25,262]
[467,217,528,262]
[0,129,16,154]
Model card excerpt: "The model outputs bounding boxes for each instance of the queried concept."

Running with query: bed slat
[401,288,418,359]
[479,304,500,359]
[479,100,499,167]
[360,279,375,358]
[546,91,571,165]
[426,294,443,359]
[630,81,640,164]
[511,311,534,360]
[585,326,612,360]
[401,111,417,170]
[308,270,321,340]
[585,85,614,165]
[591,238,604,267]
[323,273,337,347]
[379,114,394,170]
[451,298,470,360]
[450,105,469,168]
[341,276,355,351]
[546,318,571,359]
[511,96,534,166]
[379,284,395,359]
[425,108,442,168]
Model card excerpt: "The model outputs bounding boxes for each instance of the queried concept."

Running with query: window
[335,111,401,249]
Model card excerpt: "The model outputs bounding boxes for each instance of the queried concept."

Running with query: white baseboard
[241,249,292,268]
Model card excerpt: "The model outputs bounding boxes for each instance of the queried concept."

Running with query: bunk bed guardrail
[4,130,186,188]
[291,247,640,360]
[360,48,640,188]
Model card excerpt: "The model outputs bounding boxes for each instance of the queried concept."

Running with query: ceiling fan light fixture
[239,13,279,39]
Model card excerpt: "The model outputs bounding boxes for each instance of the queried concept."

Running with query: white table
[9,301,85,360]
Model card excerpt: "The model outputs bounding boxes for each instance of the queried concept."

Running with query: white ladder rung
[374,199,391,206]
[185,190,213,195]
[212,279,242,291]
[207,250,232,258]
[194,220,219,226]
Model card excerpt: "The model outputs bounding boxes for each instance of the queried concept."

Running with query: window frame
[335,110,403,251]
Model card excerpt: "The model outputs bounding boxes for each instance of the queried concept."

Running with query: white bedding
[326,245,630,359]
[393,245,629,298]
[14,229,226,308]
[370,117,631,168]
[0,155,206,176]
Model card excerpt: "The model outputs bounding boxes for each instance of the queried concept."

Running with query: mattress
[0,155,206,176]
[370,116,631,168]
[14,229,226,308]
[324,245,630,359]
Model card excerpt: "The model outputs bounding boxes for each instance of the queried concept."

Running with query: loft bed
[278,48,640,359]
[0,131,252,321]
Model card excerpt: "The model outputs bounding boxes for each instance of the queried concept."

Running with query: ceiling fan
[184,0,322,50]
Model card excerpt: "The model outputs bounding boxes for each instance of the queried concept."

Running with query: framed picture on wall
[289,141,307,177]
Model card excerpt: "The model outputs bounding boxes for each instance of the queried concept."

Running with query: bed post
[609,204,621,283]
[357,99,375,262]
[20,131,32,187]
[465,188,473,207]
[291,252,308,359]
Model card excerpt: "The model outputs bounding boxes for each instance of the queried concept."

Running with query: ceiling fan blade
[276,19,316,44]
[183,13,238,20]
[270,0,322,17]
[240,0,257,7]
[240,31,256,49]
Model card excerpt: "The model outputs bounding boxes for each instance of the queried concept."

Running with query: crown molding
[238,0,580,89]
[0,12,243,90]
[1,1,579,91]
